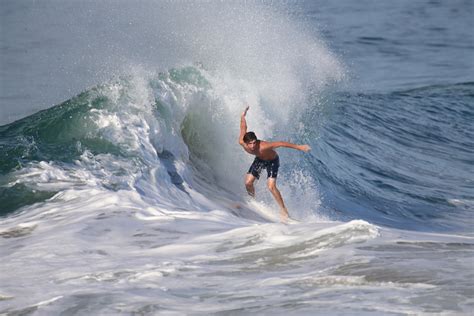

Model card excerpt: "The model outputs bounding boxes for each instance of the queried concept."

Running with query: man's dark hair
[243,131,258,143]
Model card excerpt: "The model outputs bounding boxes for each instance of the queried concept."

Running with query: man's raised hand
[242,105,250,116]
[299,145,311,152]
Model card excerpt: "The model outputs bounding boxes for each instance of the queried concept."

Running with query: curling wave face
[0,64,339,219]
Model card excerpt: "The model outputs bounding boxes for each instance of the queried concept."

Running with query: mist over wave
[0,1,344,125]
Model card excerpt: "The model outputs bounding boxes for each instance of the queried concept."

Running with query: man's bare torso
[242,140,278,160]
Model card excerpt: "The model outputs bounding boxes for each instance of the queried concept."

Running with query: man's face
[247,140,257,151]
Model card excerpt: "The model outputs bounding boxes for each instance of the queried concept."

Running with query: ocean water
[1,1,473,315]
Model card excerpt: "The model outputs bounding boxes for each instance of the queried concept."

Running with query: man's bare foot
[280,208,289,223]
[231,203,242,209]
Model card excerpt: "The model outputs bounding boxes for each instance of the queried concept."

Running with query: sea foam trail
[2,196,472,315]
[0,183,382,314]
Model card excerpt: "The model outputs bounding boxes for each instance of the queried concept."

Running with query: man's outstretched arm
[267,141,311,152]
[239,105,249,145]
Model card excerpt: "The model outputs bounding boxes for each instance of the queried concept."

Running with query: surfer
[239,105,311,222]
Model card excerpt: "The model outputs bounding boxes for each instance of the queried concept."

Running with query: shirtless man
[238,105,311,221]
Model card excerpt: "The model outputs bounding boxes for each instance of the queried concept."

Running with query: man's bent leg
[245,174,257,197]
[267,178,289,221]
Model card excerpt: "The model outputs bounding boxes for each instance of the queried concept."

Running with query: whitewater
[1,1,473,315]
